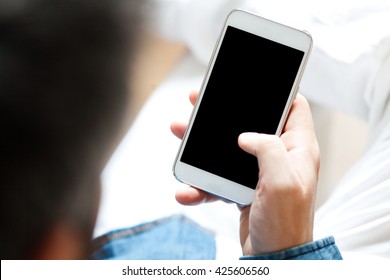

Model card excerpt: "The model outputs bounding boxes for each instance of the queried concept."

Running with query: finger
[175,186,220,205]
[238,132,291,180]
[170,91,199,139]
[281,94,319,159]
[238,132,284,158]
[170,121,188,139]
[189,90,199,106]
[283,94,315,136]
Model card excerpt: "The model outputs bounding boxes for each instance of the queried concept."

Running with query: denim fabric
[90,214,216,260]
[240,236,342,260]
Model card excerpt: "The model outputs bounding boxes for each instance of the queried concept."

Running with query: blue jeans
[90,214,216,260]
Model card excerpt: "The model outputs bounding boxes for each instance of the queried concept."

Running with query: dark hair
[0,0,144,259]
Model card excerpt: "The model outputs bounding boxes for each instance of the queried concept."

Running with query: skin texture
[171,91,320,255]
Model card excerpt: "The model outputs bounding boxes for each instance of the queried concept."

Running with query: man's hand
[170,91,320,255]
[238,94,319,255]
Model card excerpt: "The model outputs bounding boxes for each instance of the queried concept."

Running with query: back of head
[0,0,145,259]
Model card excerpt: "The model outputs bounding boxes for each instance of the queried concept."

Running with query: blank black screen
[181,26,304,189]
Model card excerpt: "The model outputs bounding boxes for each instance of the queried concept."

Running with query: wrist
[241,236,342,260]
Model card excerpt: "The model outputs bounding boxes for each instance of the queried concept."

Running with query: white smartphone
[173,9,313,205]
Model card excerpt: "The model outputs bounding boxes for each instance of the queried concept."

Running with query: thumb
[238,132,285,158]
[238,132,290,179]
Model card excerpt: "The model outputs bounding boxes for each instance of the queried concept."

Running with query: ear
[34,222,89,260]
